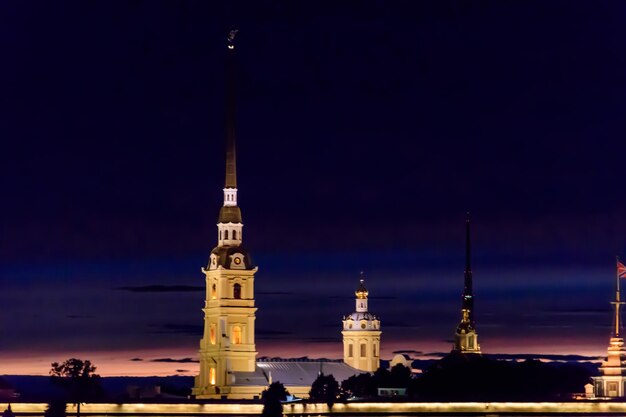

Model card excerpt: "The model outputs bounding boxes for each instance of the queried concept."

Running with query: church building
[452,214,481,354]
[192,31,364,400]
[342,276,382,372]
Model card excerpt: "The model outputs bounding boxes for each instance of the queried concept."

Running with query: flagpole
[617,256,621,337]
[618,256,620,301]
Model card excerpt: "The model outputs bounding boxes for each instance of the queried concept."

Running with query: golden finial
[355,272,368,299]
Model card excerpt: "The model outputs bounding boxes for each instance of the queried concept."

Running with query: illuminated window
[209,367,216,385]
[211,283,217,299]
[210,324,216,345]
[225,230,229,239]
[360,344,366,357]
[233,230,237,239]
[348,344,353,358]
[232,326,242,344]
[233,283,241,299]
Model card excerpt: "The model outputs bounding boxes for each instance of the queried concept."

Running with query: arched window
[233,230,237,239]
[233,283,241,299]
[209,368,216,385]
[232,326,242,344]
[225,230,229,240]
[348,344,353,358]
[211,283,217,299]
[373,343,378,357]
[219,230,222,240]
[209,324,216,345]
[360,344,366,357]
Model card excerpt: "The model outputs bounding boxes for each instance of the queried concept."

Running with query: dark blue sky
[1,1,626,375]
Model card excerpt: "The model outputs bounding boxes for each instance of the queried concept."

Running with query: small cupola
[355,278,368,299]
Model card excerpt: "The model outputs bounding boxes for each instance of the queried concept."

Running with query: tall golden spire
[453,213,480,354]
[218,29,242,225]
[462,212,475,326]
[224,29,238,190]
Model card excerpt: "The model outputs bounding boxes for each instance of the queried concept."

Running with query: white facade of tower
[342,279,381,372]
[453,309,481,353]
[192,256,258,398]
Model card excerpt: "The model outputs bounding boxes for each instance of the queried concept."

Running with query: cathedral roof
[344,311,378,322]
[209,245,254,270]
[231,361,363,387]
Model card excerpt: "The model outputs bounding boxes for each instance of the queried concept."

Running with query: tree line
[43,354,593,417]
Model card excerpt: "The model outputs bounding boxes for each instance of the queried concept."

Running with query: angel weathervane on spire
[227,29,238,49]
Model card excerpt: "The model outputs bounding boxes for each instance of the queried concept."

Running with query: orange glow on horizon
[0,334,608,377]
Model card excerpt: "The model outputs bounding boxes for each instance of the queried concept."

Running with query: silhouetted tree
[341,373,376,399]
[371,366,391,389]
[389,364,412,388]
[44,401,66,417]
[2,405,14,417]
[414,353,593,401]
[50,359,101,417]
[261,382,289,417]
[309,373,340,407]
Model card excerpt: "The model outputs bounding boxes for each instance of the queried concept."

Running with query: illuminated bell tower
[452,213,481,354]
[342,275,382,372]
[193,30,258,399]
[592,259,626,398]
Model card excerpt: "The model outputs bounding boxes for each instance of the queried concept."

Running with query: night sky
[2,1,626,376]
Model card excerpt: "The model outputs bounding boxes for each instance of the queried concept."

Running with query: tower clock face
[234,257,241,265]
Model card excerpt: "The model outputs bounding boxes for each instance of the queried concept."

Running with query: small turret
[342,273,382,372]
[355,277,369,312]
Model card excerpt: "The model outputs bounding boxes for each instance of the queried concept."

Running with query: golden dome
[355,279,368,299]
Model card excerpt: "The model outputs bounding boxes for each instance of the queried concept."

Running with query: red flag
[618,261,626,279]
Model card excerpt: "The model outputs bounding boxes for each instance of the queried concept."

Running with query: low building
[377,387,407,397]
